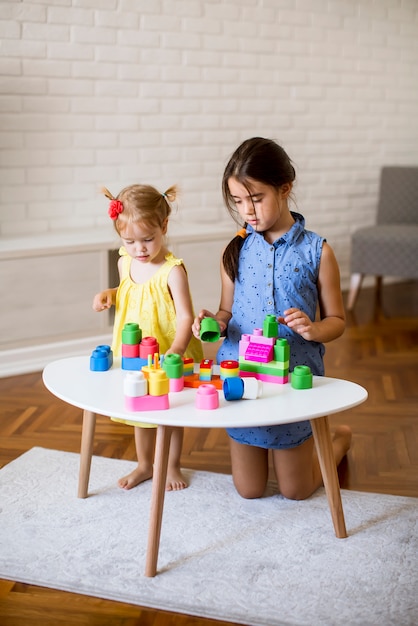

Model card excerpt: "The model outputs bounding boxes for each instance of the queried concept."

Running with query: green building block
[162,353,183,379]
[274,338,290,361]
[291,365,313,389]
[122,322,142,345]
[263,314,279,338]
[239,356,289,377]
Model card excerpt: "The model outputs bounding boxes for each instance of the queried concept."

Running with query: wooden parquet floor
[0,281,417,625]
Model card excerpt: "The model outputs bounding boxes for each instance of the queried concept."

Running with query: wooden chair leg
[310,416,347,538]
[346,273,364,311]
[78,410,96,499]
[375,275,383,307]
[145,424,173,577]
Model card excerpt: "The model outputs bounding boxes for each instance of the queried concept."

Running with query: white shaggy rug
[0,447,417,626]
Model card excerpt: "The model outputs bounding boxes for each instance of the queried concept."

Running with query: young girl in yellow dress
[93,184,203,491]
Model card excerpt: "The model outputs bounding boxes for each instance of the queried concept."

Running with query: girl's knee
[233,479,265,500]
[279,484,315,501]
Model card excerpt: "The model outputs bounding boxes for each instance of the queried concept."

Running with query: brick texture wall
[1,0,418,284]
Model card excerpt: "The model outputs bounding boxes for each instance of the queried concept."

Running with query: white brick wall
[1,0,418,285]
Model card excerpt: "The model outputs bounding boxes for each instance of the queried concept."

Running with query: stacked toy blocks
[238,315,290,384]
[124,365,170,411]
[121,322,160,371]
[183,358,224,390]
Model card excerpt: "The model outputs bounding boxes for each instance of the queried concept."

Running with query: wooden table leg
[145,424,173,577]
[310,415,347,538]
[78,410,96,499]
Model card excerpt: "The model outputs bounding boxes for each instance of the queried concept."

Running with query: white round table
[43,356,368,576]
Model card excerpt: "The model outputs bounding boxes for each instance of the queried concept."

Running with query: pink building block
[195,384,219,410]
[139,336,159,359]
[240,370,288,384]
[122,343,140,358]
[125,394,169,412]
[245,342,273,363]
[169,377,184,392]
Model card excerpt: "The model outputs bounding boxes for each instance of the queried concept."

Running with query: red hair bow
[108,200,124,220]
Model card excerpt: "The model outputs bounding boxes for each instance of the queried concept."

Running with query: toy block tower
[124,364,170,411]
[239,315,290,384]
[162,353,184,392]
[120,323,160,371]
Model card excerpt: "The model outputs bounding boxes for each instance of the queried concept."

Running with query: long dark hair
[222,137,296,281]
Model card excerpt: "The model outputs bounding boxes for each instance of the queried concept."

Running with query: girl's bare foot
[166,467,188,491]
[118,464,153,490]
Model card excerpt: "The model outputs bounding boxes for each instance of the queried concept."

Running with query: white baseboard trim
[0,334,112,378]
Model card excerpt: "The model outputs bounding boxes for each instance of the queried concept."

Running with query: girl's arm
[192,258,234,338]
[282,242,345,343]
[167,264,197,356]
[92,256,122,312]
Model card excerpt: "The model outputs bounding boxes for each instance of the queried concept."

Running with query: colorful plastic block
[139,336,159,359]
[122,343,140,358]
[239,357,288,377]
[274,338,290,362]
[147,369,169,396]
[125,394,169,412]
[219,359,239,379]
[291,365,313,390]
[90,345,113,371]
[240,370,288,384]
[263,314,279,338]
[245,342,273,363]
[182,357,194,376]
[121,356,148,371]
[183,373,223,390]
[223,377,244,400]
[195,384,219,410]
[200,317,221,342]
[122,322,142,345]
[223,376,263,400]
[199,358,213,381]
[162,353,183,379]
[123,371,148,397]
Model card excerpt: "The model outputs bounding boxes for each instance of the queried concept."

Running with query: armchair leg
[346,273,364,310]
[375,276,383,307]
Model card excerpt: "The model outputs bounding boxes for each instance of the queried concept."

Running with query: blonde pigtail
[101,186,115,201]
[162,185,178,204]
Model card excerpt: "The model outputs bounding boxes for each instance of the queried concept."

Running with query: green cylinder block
[162,353,184,379]
[291,365,313,389]
[121,322,142,345]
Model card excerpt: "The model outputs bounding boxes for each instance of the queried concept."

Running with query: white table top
[42,356,367,428]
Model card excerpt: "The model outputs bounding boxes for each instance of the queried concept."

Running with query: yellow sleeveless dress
[111,247,203,427]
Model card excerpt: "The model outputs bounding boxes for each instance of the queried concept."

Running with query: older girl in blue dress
[192,137,351,500]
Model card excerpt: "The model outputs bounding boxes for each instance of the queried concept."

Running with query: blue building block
[121,356,148,371]
[90,345,113,371]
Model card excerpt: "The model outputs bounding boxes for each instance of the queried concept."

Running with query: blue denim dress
[218,212,325,449]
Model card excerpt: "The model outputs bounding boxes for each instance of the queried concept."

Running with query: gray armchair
[347,166,418,310]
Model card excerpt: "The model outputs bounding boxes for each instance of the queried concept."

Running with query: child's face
[119,220,167,264]
[228,176,290,233]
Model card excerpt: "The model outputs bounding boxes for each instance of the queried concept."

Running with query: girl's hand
[281,308,316,341]
[92,289,114,312]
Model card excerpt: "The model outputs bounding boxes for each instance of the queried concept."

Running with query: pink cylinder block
[139,336,159,359]
[169,376,184,392]
[122,343,140,358]
[195,384,219,410]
